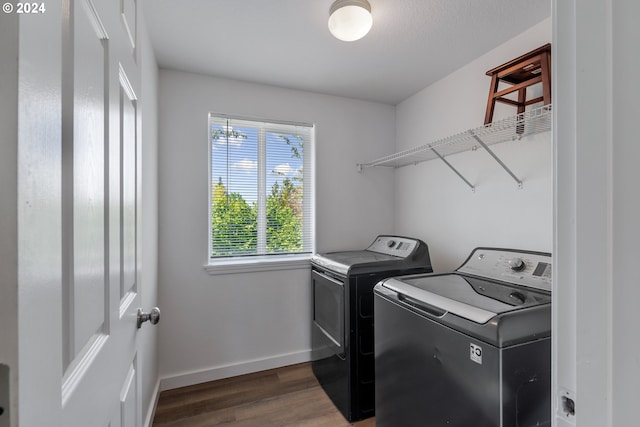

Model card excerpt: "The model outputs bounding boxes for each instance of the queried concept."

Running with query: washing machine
[374,247,552,427]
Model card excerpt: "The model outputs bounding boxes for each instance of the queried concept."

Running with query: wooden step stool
[484,43,551,125]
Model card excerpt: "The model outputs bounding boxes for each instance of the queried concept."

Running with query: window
[208,114,314,266]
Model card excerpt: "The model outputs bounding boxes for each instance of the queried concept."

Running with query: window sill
[204,254,311,276]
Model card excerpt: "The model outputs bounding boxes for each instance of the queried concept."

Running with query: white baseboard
[143,378,161,427]
[158,349,313,392]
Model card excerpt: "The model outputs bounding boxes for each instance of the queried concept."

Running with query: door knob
[137,307,160,329]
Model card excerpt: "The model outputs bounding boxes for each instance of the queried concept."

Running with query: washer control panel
[457,248,552,292]
[367,235,420,257]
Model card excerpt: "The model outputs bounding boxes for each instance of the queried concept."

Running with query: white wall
[554,0,640,426]
[157,70,396,387]
[0,11,19,427]
[394,19,552,271]
[139,10,160,426]
[610,1,640,424]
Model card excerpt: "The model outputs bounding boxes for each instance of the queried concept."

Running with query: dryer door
[312,269,345,357]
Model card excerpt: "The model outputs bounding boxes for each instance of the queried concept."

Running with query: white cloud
[233,159,257,172]
[272,163,292,176]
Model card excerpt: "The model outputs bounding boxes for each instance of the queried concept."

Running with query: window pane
[211,123,258,256]
[266,131,304,254]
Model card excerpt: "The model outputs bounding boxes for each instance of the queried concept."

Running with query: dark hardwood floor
[152,362,376,427]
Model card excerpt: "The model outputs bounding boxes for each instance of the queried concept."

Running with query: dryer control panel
[457,248,552,292]
[367,235,419,257]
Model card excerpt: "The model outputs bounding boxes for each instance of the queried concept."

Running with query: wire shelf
[358,104,552,170]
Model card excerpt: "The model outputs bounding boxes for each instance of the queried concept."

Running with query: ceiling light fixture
[328,0,373,42]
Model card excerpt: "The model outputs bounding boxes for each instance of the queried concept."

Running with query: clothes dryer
[311,235,432,422]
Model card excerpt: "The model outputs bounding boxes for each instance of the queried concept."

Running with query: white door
[18,0,153,426]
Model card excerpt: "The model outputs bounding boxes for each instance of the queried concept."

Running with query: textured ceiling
[142,0,550,105]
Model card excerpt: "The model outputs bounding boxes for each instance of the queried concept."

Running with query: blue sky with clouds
[211,124,303,203]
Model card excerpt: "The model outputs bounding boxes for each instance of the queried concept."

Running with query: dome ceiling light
[328,0,373,42]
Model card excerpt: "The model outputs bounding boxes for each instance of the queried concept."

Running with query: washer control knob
[387,240,396,248]
[508,257,526,271]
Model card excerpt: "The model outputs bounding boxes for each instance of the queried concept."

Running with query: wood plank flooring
[152,362,376,427]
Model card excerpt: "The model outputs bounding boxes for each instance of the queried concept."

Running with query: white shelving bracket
[468,130,523,189]
[431,147,475,192]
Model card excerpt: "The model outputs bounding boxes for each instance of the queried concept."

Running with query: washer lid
[381,273,551,324]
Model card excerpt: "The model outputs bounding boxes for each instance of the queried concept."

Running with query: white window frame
[204,114,315,275]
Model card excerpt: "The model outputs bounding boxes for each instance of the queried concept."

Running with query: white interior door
[65,1,146,425]
[19,1,148,426]
[63,0,145,425]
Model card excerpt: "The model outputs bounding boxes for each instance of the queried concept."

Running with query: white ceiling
[142,0,550,105]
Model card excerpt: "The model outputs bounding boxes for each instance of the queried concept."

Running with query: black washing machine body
[374,247,553,427]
